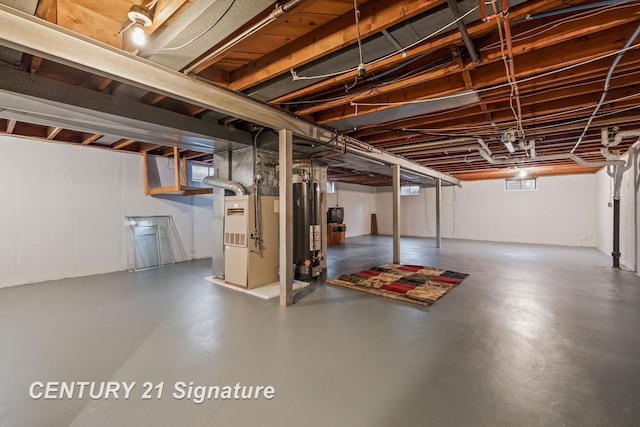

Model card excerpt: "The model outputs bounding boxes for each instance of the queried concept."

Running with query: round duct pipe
[203,176,247,196]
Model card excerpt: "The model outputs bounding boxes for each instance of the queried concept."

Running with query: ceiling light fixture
[518,169,528,178]
[127,4,153,47]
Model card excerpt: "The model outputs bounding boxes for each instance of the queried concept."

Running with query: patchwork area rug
[327,264,468,306]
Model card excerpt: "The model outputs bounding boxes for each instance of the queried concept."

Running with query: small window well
[190,163,214,183]
[505,178,537,191]
[400,185,420,196]
[326,181,335,193]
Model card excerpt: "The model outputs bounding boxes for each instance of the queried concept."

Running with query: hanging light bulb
[127,4,153,47]
[131,21,147,46]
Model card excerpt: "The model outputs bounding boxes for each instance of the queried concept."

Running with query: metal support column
[635,147,639,273]
[279,129,294,307]
[613,197,621,268]
[435,178,442,248]
[392,164,401,264]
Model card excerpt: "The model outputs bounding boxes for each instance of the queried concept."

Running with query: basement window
[189,163,214,183]
[326,181,335,193]
[400,185,420,196]
[505,178,537,191]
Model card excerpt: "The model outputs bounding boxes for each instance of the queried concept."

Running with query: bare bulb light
[127,4,153,48]
[131,22,146,46]
[518,169,528,178]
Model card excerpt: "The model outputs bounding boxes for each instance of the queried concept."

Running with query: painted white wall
[595,155,637,271]
[326,182,375,237]
[375,174,597,247]
[0,136,213,288]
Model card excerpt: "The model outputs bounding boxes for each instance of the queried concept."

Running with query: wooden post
[173,147,180,192]
[279,129,293,307]
[392,164,400,264]
[142,151,150,195]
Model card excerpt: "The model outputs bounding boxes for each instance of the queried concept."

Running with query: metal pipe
[447,0,480,64]
[477,138,492,155]
[602,128,640,148]
[613,197,621,268]
[185,0,308,74]
[572,24,640,153]
[475,149,626,168]
[605,140,640,269]
[387,136,479,153]
[525,0,636,21]
[203,176,247,195]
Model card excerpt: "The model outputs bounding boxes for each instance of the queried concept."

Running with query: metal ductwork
[185,0,308,74]
[203,176,247,196]
[447,0,480,64]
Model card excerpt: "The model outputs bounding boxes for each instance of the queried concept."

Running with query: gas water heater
[293,181,322,281]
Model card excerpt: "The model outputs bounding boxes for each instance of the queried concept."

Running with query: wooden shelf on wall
[143,147,213,196]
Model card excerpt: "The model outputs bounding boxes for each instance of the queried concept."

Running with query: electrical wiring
[144,0,236,54]
[517,68,640,100]
[571,23,640,153]
[279,60,452,107]
[489,0,524,141]
[369,6,480,68]
[353,0,364,71]
[397,97,640,138]
[291,5,479,81]
[480,2,636,52]
[350,41,640,107]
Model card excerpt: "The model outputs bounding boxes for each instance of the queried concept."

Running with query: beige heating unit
[224,195,279,288]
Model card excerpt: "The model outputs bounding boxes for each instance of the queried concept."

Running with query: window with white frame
[190,163,214,183]
[505,178,537,191]
[400,185,420,196]
[326,181,335,193]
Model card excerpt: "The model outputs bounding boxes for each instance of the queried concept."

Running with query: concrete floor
[1,236,640,426]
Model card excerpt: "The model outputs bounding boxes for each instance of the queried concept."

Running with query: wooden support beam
[46,126,62,140]
[180,156,188,186]
[148,185,181,195]
[173,147,180,191]
[139,92,167,106]
[111,139,136,150]
[314,21,640,123]
[180,150,210,159]
[143,151,150,195]
[453,164,602,181]
[81,133,101,145]
[6,119,16,134]
[138,142,160,152]
[147,0,190,33]
[56,0,121,47]
[230,0,448,91]
[29,56,43,73]
[269,0,578,104]
[35,0,57,22]
[161,146,185,156]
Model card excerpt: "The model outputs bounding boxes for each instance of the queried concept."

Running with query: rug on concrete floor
[327,264,468,306]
